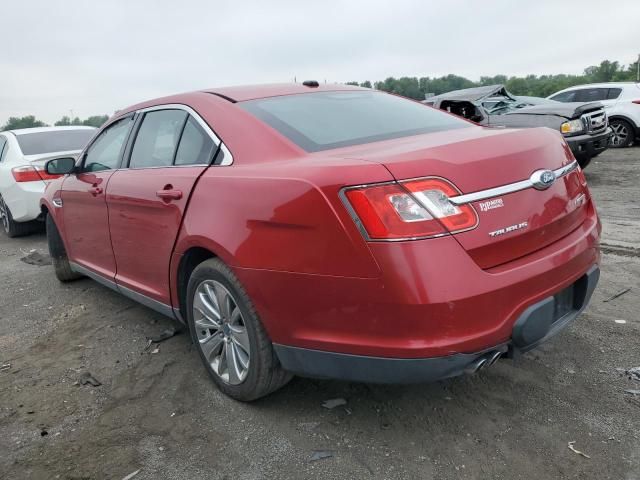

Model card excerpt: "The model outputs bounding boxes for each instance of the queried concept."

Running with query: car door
[106,107,218,305]
[61,115,134,279]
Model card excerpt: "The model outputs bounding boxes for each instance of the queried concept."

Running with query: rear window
[16,129,95,155]
[239,91,470,152]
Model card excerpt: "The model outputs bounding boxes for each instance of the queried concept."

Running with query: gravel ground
[1,148,639,480]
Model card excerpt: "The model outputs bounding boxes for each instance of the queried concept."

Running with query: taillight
[11,165,61,182]
[632,100,640,105]
[343,177,478,240]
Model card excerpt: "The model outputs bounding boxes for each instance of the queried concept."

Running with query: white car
[547,82,640,148]
[0,126,96,237]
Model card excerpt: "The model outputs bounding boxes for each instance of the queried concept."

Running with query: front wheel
[186,258,292,401]
[609,119,634,148]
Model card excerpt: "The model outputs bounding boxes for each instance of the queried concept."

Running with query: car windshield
[16,129,95,155]
[239,91,470,152]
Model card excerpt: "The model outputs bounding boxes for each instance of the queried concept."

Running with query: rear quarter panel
[170,159,393,307]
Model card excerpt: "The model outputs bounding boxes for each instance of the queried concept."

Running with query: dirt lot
[1,148,639,480]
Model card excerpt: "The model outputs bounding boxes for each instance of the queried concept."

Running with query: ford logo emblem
[530,169,556,190]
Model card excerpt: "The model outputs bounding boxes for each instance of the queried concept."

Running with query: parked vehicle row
[548,82,640,148]
[29,83,600,400]
[424,85,612,168]
[0,126,96,236]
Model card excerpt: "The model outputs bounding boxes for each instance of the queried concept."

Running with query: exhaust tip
[465,350,503,375]
[465,358,487,375]
[486,350,503,366]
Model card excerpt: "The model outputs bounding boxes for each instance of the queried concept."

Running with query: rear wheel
[609,119,634,148]
[46,213,82,282]
[0,194,37,238]
[186,258,292,401]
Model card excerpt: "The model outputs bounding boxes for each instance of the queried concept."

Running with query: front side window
[129,110,187,169]
[83,117,133,172]
[239,91,470,152]
[550,90,578,102]
[174,117,216,166]
[15,129,95,156]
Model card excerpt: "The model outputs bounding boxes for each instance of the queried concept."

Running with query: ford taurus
[41,83,600,400]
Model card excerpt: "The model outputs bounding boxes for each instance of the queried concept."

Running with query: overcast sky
[1,0,638,125]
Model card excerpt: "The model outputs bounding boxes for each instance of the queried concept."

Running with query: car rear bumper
[274,266,599,383]
[3,181,45,222]
[565,128,611,160]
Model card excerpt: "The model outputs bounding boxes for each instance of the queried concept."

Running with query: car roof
[8,126,96,136]
[202,82,367,102]
[556,82,639,92]
[426,85,510,103]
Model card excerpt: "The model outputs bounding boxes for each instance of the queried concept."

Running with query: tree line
[2,59,637,130]
[1,114,109,131]
[346,59,639,100]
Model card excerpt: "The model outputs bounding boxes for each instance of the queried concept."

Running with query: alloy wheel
[193,279,250,385]
[610,122,629,147]
[0,196,10,233]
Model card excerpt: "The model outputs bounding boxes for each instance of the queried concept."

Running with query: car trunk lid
[331,126,590,269]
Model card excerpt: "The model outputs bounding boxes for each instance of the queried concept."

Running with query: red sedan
[41,83,600,400]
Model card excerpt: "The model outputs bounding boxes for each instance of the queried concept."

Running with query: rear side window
[83,117,133,172]
[574,88,609,102]
[15,129,95,155]
[0,136,7,162]
[129,110,187,169]
[239,91,469,152]
[174,117,216,166]
[607,88,622,99]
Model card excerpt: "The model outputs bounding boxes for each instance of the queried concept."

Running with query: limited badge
[478,198,504,212]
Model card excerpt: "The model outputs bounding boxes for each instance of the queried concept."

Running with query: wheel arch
[40,199,62,227]
[608,115,639,135]
[174,246,219,322]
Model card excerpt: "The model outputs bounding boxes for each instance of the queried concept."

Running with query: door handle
[156,189,183,201]
[88,186,103,196]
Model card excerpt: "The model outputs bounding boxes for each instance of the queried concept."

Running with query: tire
[186,258,292,401]
[46,213,82,282]
[0,194,38,238]
[609,119,634,148]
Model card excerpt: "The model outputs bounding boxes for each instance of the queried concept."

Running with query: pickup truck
[424,85,612,168]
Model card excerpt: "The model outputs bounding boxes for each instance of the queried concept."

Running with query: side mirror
[45,157,76,175]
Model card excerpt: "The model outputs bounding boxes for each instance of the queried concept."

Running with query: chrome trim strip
[449,160,579,205]
[69,262,176,319]
[554,160,579,178]
[136,103,233,166]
